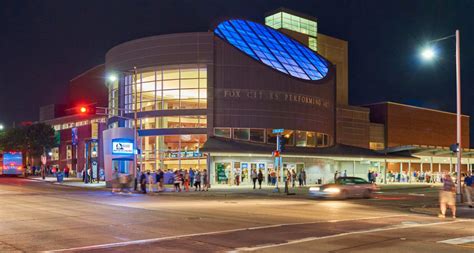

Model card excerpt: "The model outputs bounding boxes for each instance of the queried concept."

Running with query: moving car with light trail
[308,177,378,199]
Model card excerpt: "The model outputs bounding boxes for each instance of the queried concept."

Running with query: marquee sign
[112,139,134,155]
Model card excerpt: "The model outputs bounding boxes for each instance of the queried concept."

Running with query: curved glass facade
[124,64,207,112]
[119,64,208,172]
[214,19,328,80]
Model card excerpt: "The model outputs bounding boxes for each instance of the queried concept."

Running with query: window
[233,128,250,141]
[295,131,307,147]
[124,65,207,112]
[250,129,265,143]
[306,131,316,147]
[215,128,231,138]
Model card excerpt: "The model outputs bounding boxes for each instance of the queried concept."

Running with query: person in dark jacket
[140,171,147,194]
[257,170,264,189]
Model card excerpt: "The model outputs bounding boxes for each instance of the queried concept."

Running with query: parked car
[308,177,378,199]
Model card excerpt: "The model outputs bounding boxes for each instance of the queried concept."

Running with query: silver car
[308,177,378,199]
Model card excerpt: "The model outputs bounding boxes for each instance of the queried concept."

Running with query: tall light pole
[420,30,462,202]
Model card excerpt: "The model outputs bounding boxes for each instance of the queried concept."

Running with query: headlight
[309,187,320,191]
[323,188,341,193]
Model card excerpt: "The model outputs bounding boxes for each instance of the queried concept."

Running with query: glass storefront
[140,134,207,172]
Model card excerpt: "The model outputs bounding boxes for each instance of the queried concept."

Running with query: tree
[0,123,56,163]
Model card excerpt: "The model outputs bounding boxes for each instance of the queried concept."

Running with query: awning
[201,137,414,160]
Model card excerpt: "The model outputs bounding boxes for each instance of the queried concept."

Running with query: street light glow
[0,124,4,130]
[108,74,117,82]
[420,47,436,61]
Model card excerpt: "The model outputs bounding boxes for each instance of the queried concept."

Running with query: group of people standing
[133,168,210,194]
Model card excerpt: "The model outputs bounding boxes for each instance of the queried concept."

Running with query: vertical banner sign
[91,123,98,140]
[71,127,78,146]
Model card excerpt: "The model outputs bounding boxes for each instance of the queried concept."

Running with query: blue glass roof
[214,19,329,80]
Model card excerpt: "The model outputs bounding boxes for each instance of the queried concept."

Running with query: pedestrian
[334,171,339,182]
[184,170,190,192]
[343,170,347,177]
[111,167,119,193]
[174,171,181,192]
[64,167,70,178]
[298,171,303,187]
[147,171,154,193]
[251,168,258,189]
[202,169,209,191]
[267,171,272,186]
[189,168,195,189]
[134,167,140,191]
[194,170,201,191]
[463,173,473,208]
[140,170,147,194]
[257,169,264,189]
[438,174,456,219]
[289,169,294,188]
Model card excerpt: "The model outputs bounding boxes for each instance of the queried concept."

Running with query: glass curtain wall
[141,135,207,172]
[124,64,207,113]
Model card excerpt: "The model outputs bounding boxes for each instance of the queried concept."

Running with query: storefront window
[214,128,231,138]
[306,131,316,147]
[140,116,206,129]
[295,131,307,147]
[250,129,265,143]
[233,128,250,141]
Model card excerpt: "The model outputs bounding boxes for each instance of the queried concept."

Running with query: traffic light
[76,105,96,115]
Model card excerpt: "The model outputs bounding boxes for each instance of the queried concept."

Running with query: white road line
[232,219,468,252]
[43,214,406,252]
[438,236,474,245]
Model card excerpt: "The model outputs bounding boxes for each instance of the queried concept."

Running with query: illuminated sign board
[112,139,134,155]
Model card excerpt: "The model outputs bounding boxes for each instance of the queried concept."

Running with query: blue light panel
[214,19,329,80]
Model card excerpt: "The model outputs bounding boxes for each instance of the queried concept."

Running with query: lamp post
[420,30,462,202]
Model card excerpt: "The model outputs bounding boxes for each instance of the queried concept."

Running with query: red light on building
[80,107,87,113]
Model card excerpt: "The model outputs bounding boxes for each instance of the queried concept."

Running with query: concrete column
[378,162,381,184]
[383,160,387,184]
[400,162,403,183]
[353,160,356,176]
[430,157,433,183]
[420,162,423,172]
[408,161,412,183]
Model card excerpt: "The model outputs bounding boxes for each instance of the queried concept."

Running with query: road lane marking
[438,236,474,245]
[43,214,407,252]
[232,219,468,252]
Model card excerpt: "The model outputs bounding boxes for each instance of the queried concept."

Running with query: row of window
[214,128,330,147]
[53,118,106,131]
[134,115,207,130]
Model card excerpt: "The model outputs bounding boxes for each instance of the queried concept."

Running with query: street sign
[272,128,284,134]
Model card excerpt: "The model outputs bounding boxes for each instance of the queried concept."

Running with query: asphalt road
[0,177,472,253]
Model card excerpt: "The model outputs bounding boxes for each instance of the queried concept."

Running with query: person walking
[194,170,201,191]
[202,169,209,191]
[184,170,190,192]
[298,171,303,187]
[291,169,296,188]
[147,171,154,193]
[334,171,339,182]
[189,168,195,189]
[140,171,147,194]
[439,174,456,219]
[111,167,119,193]
[257,169,264,189]
[251,168,258,189]
[173,171,182,192]
[463,173,473,208]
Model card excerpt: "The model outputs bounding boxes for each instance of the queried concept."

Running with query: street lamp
[419,30,462,203]
[0,124,4,131]
[108,74,117,82]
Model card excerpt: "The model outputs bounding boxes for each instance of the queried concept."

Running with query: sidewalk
[26,176,106,188]
[411,205,474,219]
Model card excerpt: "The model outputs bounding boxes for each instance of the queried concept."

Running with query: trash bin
[57,172,64,183]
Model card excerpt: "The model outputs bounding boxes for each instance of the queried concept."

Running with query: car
[308,177,378,199]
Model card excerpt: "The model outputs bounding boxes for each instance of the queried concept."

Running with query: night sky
[1,0,473,146]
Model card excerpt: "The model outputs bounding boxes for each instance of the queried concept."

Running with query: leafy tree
[0,123,55,162]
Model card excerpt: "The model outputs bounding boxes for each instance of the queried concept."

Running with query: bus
[1,152,24,176]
